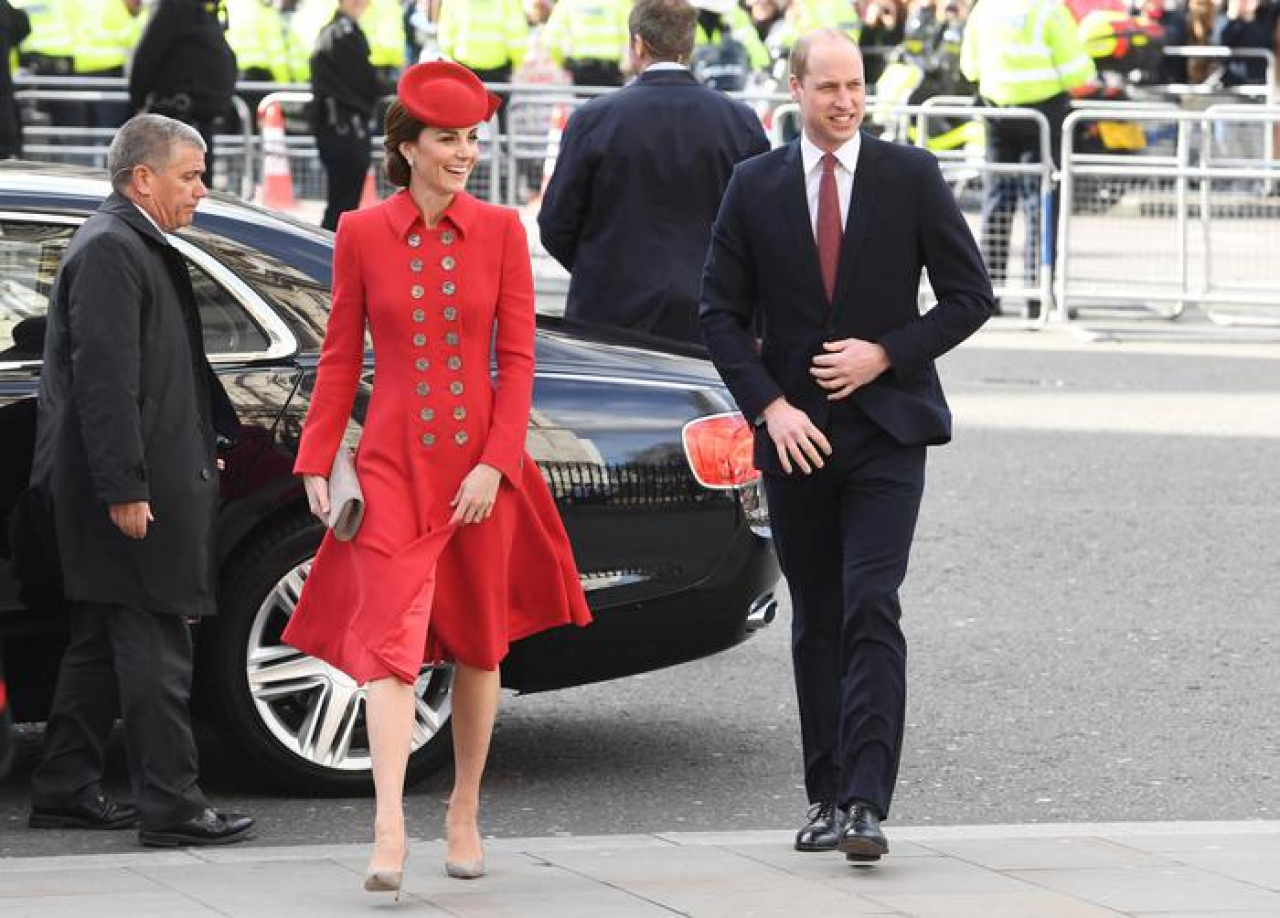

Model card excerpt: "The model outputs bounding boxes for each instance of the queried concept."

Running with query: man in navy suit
[538,0,769,344]
[700,29,993,862]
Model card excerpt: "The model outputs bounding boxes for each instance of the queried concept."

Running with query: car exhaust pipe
[745,593,777,632]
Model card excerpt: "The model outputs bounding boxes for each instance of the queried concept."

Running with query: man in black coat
[700,31,992,862]
[26,114,253,847]
[538,0,769,345]
[129,0,238,188]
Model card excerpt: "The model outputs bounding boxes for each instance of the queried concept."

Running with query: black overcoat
[28,193,238,617]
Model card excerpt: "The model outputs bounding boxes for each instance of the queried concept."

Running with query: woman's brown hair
[382,100,426,188]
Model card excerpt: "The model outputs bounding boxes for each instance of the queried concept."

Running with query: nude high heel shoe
[444,816,485,879]
[364,836,409,900]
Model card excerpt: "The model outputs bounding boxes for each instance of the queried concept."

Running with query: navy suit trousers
[764,404,925,819]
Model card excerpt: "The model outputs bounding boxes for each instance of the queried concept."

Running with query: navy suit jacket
[538,68,769,343]
[699,133,994,474]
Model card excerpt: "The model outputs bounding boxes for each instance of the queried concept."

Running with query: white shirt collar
[800,131,861,177]
[131,199,169,238]
[644,61,690,72]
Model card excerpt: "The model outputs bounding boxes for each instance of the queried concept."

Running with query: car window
[0,218,271,361]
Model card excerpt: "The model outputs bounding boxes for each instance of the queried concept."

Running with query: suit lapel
[831,133,882,327]
[779,142,828,316]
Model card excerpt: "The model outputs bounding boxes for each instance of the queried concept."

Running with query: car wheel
[200,515,454,794]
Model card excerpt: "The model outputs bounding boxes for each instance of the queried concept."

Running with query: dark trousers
[316,118,372,232]
[31,602,208,829]
[980,92,1068,286]
[764,407,926,819]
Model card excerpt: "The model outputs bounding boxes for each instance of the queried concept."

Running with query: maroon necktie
[817,152,842,303]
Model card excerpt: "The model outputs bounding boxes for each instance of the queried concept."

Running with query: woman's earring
[407,156,416,170]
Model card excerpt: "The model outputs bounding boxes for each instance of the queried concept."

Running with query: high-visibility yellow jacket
[542,0,631,66]
[789,0,862,45]
[695,5,769,71]
[78,0,143,73]
[13,0,76,60]
[226,0,310,81]
[362,0,406,69]
[960,0,1096,106]
[438,0,529,71]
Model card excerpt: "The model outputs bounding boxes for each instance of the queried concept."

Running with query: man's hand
[810,338,890,400]
[763,398,833,475]
[449,463,502,526]
[303,474,330,522]
[109,501,153,540]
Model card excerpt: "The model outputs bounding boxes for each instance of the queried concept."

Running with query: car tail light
[681,412,759,489]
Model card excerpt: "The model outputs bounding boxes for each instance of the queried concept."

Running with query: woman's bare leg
[446,663,500,864]
[365,675,416,873]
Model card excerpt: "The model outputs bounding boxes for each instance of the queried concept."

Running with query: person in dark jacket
[25,114,253,848]
[0,0,31,159]
[129,0,238,187]
[538,0,769,345]
[312,0,383,230]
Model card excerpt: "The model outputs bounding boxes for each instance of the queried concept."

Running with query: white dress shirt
[800,131,860,238]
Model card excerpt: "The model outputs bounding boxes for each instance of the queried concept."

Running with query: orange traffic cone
[358,168,381,209]
[257,101,294,210]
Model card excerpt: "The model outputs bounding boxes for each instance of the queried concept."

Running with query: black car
[0,161,778,793]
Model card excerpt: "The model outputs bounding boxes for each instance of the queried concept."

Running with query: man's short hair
[629,0,697,63]
[107,114,207,192]
[789,28,860,83]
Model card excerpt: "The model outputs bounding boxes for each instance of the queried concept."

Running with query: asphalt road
[3,328,1277,856]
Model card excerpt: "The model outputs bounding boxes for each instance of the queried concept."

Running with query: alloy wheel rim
[244,559,453,772]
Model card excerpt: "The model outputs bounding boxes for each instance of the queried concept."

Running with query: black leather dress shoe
[838,803,889,862]
[794,801,843,852]
[29,792,139,830]
[138,808,255,847]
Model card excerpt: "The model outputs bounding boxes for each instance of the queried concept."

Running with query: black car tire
[197,514,454,795]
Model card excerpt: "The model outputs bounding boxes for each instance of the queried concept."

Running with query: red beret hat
[396,61,502,128]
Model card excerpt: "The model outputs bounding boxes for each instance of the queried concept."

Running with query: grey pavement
[2,821,1280,916]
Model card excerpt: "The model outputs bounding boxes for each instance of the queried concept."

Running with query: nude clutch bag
[327,448,364,542]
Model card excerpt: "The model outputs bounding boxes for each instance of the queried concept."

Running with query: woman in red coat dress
[282,62,591,892]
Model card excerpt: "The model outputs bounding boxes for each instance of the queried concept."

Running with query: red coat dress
[282,190,591,683]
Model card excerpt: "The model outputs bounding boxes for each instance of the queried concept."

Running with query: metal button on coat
[445,332,459,346]
[408,234,422,248]
[454,431,468,445]
[443,306,458,321]
[415,357,429,371]
[450,381,464,396]
[413,333,426,346]
[411,285,425,299]
[442,281,456,296]
[412,309,425,322]
[447,356,462,370]
[441,256,456,270]
[453,406,466,421]
[416,382,430,396]
[410,259,424,272]
[440,230,455,245]
[200,468,211,481]
[421,433,435,446]
[420,408,435,421]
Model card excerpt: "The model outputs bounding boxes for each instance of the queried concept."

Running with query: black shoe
[29,791,140,830]
[838,802,889,862]
[138,808,255,847]
[794,801,843,852]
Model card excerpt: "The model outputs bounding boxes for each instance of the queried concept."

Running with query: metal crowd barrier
[14,81,256,200]
[1057,106,1280,330]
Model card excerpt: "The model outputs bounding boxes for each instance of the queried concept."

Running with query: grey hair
[107,114,207,192]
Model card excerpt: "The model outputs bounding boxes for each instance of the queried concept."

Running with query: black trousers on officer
[763,404,926,819]
[31,602,208,829]
[317,119,371,232]
[980,92,1069,290]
